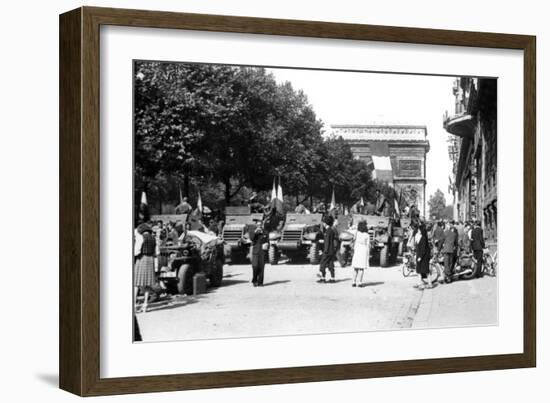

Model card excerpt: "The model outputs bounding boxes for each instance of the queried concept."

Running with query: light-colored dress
[351,231,370,270]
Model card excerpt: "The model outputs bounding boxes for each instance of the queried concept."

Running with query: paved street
[136,261,497,342]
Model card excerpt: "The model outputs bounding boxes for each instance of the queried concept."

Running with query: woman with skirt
[134,223,156,313]
[351,220,370,287]
[415,222,433,289]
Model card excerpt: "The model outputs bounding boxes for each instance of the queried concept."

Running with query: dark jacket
[470,227,485,251]
[322,227,338,256]
[432,226,445,248]
[442,228,458,254]
[416,233,431,275]
[250,229,266,267]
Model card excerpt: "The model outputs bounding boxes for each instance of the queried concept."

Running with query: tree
[428,189,447,220]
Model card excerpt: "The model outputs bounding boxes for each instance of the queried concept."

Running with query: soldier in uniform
[250,219,267,286]
[374,189,387,216]
[175,197,192,215]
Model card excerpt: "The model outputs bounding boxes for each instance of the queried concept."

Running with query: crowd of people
[405,219,486,290]
[134,190,489,311]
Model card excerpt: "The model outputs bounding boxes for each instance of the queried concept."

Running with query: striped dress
[134,232,156,287]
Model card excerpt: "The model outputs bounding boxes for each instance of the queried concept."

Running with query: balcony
[443,111,475,138]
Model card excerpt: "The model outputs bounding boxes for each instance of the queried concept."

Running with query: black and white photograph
[132,61,498,343]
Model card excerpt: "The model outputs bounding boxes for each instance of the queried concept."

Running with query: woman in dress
[351,220,370,287]
[415,222,433,289]
[134,223,157,313]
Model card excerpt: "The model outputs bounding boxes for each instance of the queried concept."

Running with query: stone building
[444,77,497,242]
[330,124,430,217]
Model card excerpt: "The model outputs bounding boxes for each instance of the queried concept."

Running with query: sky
[266,67,457,204]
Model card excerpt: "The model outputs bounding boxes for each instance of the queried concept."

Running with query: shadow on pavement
[221,278,251,287]
[359,281,384,287]
[262,279,291,287]
[140,295,204,312]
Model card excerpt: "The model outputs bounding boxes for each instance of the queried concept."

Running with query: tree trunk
[183,174,190,198]
[224,177,231,204]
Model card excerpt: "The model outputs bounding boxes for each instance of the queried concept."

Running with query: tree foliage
[134,61,375,212]
[428,189,447,220]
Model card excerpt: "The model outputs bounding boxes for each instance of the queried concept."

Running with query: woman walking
[134,223,157,313]
[351,220,370,287]
[414,222,433,289]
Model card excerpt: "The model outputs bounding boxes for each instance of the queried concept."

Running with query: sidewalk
[412,276,497,329]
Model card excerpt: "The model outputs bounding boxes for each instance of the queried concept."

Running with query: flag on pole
[197,191,203,213]
[360,197,365,207]
[274,176,284,214]
[179,187,183,204]
[370,142,393,184]
[330,187,336,211]
[271,177,277,202]
[139,191,149,222]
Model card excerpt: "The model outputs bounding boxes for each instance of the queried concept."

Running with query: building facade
[444,77,497,242]
[330,124,430,217]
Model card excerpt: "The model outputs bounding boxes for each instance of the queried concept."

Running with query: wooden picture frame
[59,6,536,396]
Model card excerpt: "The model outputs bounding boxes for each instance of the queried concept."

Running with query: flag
[271,177,277,202]
[197,191,203,213]
[330,187,336,210]
[360,197,365,207]
[271,176,284,215]
[179,186,183,204]
[138,191,149,222]
[370,142,393,184]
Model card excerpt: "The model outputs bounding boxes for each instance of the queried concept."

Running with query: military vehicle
[221,206,263,263]
[158,231,224,295]
[352,214,397,267]
[267,213,323,264]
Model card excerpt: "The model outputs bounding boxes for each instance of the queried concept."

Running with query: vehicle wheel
[379,245,389,267]
[402,262,412,277]
[309,243,320,265]
[268,245,279,265]
[460,261,478,280]
[177,264,194,295]
[209,258,224,287]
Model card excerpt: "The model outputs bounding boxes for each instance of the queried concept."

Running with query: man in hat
[175,197,192,215]
[318,215,338,283]
[250,219,267,286]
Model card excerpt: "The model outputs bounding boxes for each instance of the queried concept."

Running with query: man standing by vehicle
[318,215,338,283]
[374,189,387,216]
[470,220,486,278]
[442,221,458,283]
[250,219,267,287]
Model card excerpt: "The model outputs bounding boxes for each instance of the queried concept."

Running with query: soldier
[175,197,192,215]
[295,203,307,214]
[317,215,338,283]
[250,219,267,286]
[374,189,387,216]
